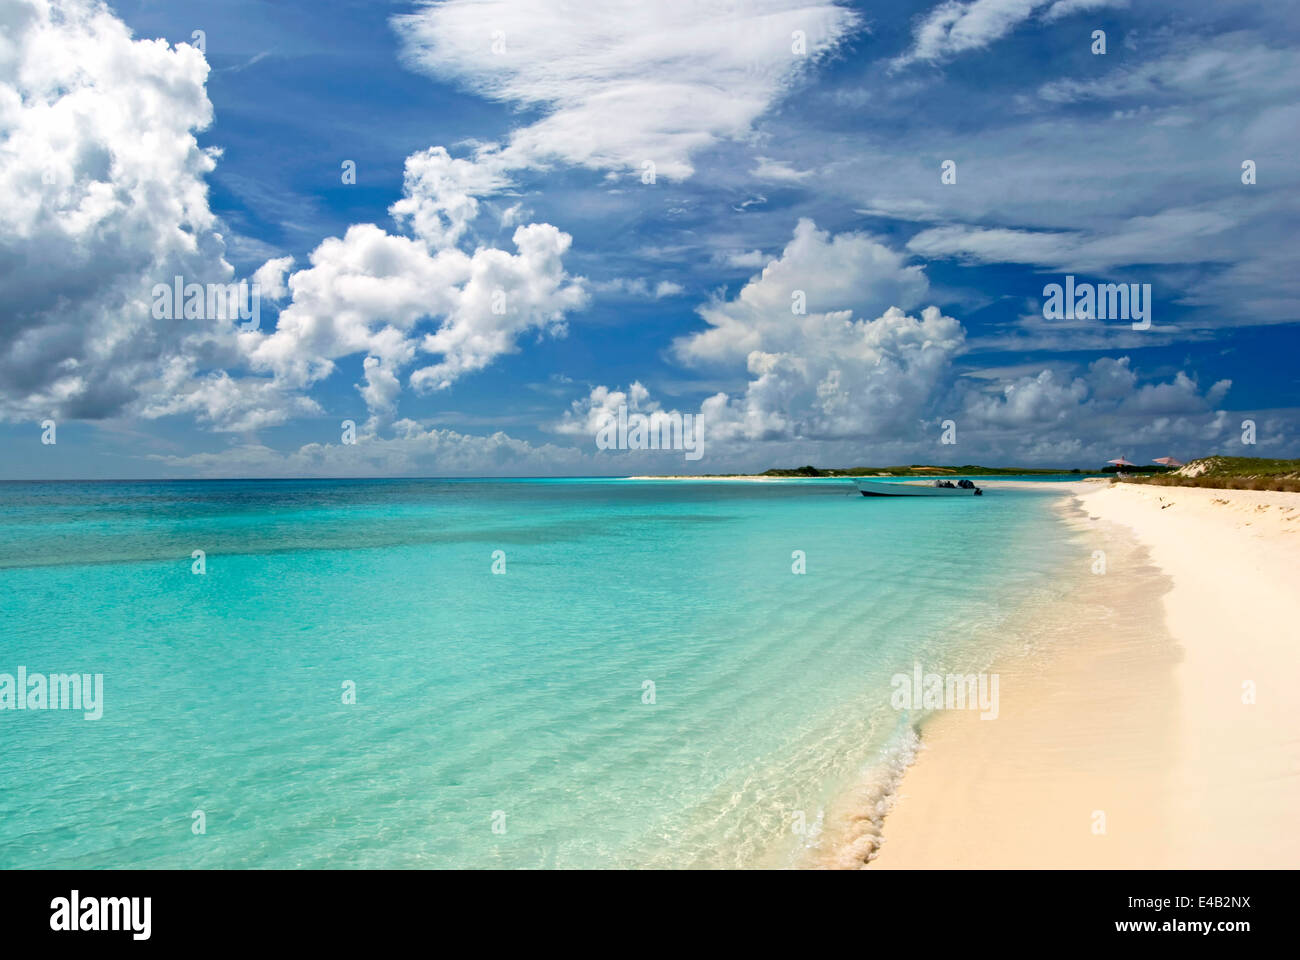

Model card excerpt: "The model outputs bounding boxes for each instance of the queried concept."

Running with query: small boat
[856,479,983,497]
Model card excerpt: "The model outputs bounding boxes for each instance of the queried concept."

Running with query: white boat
[856,479,983,497]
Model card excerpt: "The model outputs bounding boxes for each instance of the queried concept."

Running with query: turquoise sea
[0,478,1076,868]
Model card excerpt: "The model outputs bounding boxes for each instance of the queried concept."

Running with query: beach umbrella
[1107,457,1135,467]
[1152,456,1183,467]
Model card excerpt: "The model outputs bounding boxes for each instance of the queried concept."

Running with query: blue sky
[2,0,1298,477]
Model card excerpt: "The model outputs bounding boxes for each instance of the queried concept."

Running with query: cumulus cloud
[602,221,1245,464]
[86,294,1273,478]
[389,145,512,249]
[676,218,930,365]
[556,381,659,437]
[590,277,685,300]
[146,423,595,478]
[0,0,243,423]
[252,256,294,302]
[135,362,321,433]
[147,406,717,478]
[669,220,958,442]
[241,147,589,423]
[700,304,965,442]
[959,356,1233,455]
[411,222,586,390]
[557,340,1243,468]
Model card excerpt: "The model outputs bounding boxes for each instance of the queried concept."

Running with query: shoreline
[865,481,1300,868]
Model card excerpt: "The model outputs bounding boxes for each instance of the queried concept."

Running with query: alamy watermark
[595,405,704,462]
[1043,275,1151,330]
[50,891,150,940]
[152,276,260,330]
[890,662,999,720]
[0,667,103,719]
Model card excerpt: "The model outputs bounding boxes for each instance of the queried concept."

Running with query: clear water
[0,478,1072,868]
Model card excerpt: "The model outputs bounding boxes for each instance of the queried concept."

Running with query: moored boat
[856,479,983,497]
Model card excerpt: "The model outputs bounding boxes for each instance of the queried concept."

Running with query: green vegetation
[1119,457,1300,493]
[758,464,1089,477]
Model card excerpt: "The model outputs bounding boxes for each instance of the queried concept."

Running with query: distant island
[755,464,1091,477]
[635,457,1300,491]
[638,464,1102,479]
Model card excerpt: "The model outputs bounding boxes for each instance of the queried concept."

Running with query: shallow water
[0,478,1072,868]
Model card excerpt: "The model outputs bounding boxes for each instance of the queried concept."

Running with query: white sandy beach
[870,480,1300,868]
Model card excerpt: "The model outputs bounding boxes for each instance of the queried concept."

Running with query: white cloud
[961,357,1232,444]
[244,223,460,391]
[607,221,1246,463]
[1040,0,1126,23]
[906,204,1237,273]
[751,156,814,182]
[252,256,294,302]
[722,250,771,269]
[411,222,587,390]
[393,0,862,181]
[390,146,512,249]
[0,0,242,423]
[591,277,685,300]
[676,218,930,365]
[358,356,403,433]
[146,424,595,478]
[898,0,1038,68]
[146,406,717,478]
[242,150,589,418]
[696,304,964,442]
[136,362,321,433]
[554,381,655,437]
[953,351,1239,456]
[669,220,958,442]
[137,353,1261,476]
[961,366,1089,428]
[893,0,1125,68]
[1038,37,1300,105]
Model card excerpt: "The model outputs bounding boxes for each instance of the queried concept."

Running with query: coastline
[622,474,1091,482]
[865,480,1300,868]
